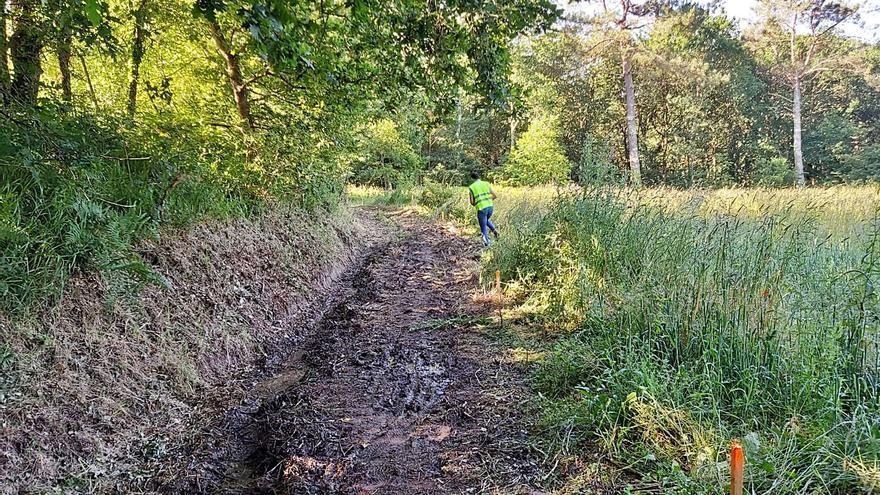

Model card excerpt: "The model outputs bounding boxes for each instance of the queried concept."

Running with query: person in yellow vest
[468,172,499,246]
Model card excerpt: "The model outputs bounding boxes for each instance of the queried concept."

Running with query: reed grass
[483,187,880,494]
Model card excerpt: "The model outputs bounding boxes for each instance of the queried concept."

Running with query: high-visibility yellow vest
[469,180,493,210]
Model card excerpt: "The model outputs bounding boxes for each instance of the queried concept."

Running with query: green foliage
[423,94,513,180]
[0,0,562,313]
[574,134,620,185]
[423,163,466,185]
[497,116,571,186]
[0,105,350,312]
[349,119,424,189]
[754,156,793,186]
[196,0,559,113]
[417,180,458,210]
[493,4,879,187]
[489,189,880,493]
[840,145,880,182]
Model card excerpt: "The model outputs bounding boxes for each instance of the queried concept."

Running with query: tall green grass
[482,188,880,493]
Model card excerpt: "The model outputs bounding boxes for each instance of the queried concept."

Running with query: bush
[839,145,880,182]
[496,116,571,186]
[418,180,458,210]
[349,119,424,189]
[574,134,620,185]
[754,156,793,186]
[424,163,465,185]
[0,107,347,313]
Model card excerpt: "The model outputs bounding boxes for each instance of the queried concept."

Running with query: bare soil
[158,210,548,494]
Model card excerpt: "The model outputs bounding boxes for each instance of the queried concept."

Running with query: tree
[584,0,663,186]
[349,118,424,189]
[4,0,115,108]
[497,115,571,185]
[753,0,860,187]
[8,0,43,106]
[127,0,149,117]
[0,1,10,99]
[57,19,73,102]
[204,12,254,132]
[638,4,768,186]
[192,0,559,137]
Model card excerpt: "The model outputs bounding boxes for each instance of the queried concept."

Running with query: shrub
[754,156,793,186]
[496,116,571,186]
[418,180,458,210]
[0,107,347,313]
[574,134,620,185]
[349,119,424,189]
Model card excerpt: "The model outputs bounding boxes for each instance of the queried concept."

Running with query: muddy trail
[161,211,548,494]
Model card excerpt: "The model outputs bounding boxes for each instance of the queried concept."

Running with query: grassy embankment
[0,112,356,491]
[0,203,371,492]
[357,183,880,494]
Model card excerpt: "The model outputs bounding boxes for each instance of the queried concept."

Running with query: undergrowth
[0,106,346,313]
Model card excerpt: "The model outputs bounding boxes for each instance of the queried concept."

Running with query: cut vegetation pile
[0,206,380,493]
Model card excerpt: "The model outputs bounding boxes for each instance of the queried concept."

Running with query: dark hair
[470,171,479,180]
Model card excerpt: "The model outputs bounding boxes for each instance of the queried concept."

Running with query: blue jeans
[477,206,497,245]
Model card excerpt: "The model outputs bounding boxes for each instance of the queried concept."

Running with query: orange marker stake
[730,440,744,495]
[495,270,501,293]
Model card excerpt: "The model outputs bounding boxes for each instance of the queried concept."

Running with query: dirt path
[162,210,547,494]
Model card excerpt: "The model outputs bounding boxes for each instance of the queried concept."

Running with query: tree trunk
[792,76,805,187]
[208,20,253,132]
[8,0,42,106]
[57,26,72,103]
[0,1,10,99]
[455,96,462,142]
[78,52,98,111]
[623,56,642,185]
[127,0,148,117]
[509,117,516,153]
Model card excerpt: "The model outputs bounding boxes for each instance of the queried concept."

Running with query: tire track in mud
[164,210,546,494]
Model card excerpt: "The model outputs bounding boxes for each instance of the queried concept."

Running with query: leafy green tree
[497,115,571,185]
[638,5,769,186]
[191,0,559,134]
[751,0,861,186]
[513,4,775,187]
[8,0,43,105]
[578,0,665,185]
[126,0,149,117]
[575,133,620,185]
[510,31,623,175]
[0,3,8,97]
[754,156,794,186]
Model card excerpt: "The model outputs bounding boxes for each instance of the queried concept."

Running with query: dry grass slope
[0,206,384,493]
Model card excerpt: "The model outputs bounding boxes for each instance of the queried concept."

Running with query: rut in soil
[164,211,547,494]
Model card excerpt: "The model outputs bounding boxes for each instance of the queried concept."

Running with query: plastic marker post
[730,440,744,495]
[495,270,501,293]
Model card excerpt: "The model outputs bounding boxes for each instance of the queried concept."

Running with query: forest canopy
[430,0,880,188]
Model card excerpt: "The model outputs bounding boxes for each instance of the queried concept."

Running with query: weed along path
[163,210,546,494]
